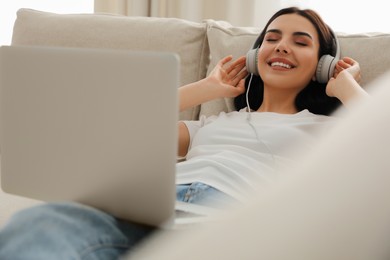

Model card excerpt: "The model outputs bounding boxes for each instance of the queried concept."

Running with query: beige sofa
[2,8,390,259]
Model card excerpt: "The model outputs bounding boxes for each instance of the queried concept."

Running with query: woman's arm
[177,55,248,157]
[179,55,247,112]
[177,122,190,158]
[326,57,370,108]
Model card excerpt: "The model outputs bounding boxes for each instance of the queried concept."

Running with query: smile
[270,61,294,69]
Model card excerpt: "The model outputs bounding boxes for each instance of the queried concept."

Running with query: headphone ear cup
[246,48,259,76]
[316,54,337,84]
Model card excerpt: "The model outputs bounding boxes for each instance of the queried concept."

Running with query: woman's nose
[276,48,288,54]
[275,40,290,54]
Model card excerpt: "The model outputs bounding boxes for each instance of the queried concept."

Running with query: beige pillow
[200,20,260,118]
[12,8,210,120]
[201,20,390,117]
[337,32,390,87]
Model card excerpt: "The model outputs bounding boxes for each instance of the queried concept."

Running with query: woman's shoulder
[299,109,332,119]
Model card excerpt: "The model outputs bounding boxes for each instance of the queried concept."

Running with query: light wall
[94,0,281,28]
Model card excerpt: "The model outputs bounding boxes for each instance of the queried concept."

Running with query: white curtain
[94,0,281,27]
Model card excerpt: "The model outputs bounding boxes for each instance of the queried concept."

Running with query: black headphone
[246,27,340,84]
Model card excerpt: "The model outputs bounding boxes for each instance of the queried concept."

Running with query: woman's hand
[333,57,361,83]
[179,55,248,112]
[206,55,248,98]
[326,57,369,107]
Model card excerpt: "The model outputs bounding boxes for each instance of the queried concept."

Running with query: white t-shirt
[176,109,336,203]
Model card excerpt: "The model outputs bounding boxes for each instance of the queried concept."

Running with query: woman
[176,7,365,207]
[0,7,368,260]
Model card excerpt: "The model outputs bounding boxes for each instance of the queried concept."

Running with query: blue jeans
[0,182,233,260]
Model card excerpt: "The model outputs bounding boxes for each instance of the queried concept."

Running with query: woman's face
[257,13,320,91]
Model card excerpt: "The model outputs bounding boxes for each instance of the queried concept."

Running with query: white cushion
[200,20,260,117]
[337,32,390,86]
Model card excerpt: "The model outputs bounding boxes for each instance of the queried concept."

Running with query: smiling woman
[0,0,93,46]
[234,7,345,116]
[0,6,380,260]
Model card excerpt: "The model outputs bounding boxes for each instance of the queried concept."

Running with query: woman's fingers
[215,55,248,90]
[334,57,361,83]
[231,67,248,86]
[218,55,234,67]
[225,56,246,73]
[224,56,247,83]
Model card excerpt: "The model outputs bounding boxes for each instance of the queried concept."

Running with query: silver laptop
[0,45,179,227]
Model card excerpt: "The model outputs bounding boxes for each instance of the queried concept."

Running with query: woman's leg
[176,182,239,209]
[0,183,235,259]
[0,202,156,260]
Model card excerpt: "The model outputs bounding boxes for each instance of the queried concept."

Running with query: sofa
[2,8,390,259]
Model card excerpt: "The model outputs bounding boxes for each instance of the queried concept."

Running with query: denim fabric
[0,202,155,260]
[0,183,230,260]
[176,182,238,209]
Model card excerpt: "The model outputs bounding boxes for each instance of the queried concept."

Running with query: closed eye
[296,42,308,46]
[265,38,278,42]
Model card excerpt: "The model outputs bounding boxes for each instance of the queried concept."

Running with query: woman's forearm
[179,78,220,112]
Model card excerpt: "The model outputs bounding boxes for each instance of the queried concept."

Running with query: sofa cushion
[201,20,390,117]
[11,8,210,120]
[200,20,260,117]
[337,32,390,87]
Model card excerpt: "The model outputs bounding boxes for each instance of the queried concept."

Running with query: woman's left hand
[326,57,361,98]
[333,57,361,83]
[326,57,369,107]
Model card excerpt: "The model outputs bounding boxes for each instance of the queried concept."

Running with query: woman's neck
[257,87,299,114]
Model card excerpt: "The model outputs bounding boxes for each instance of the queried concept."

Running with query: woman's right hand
[179,55,248,112]
[206,55,248,98]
